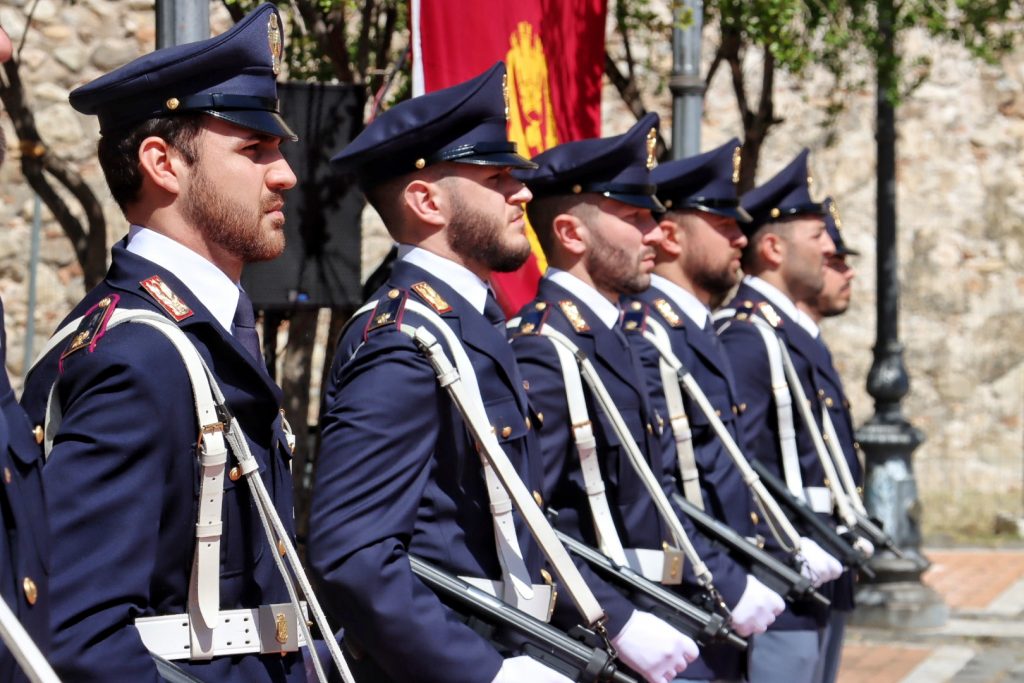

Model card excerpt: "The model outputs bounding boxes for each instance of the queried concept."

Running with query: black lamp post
[850,0,947,628]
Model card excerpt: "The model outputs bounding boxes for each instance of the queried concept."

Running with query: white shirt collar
[649,274,711,328]
[398,245,490,314]
[743,274,820,336]
[126,226,239,332]
[545,269,621,329]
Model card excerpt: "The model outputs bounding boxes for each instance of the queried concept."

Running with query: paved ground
[837,549,1024,683]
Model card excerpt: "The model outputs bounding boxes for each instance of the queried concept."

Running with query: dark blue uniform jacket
[0,299,50,683]
[21,242,304,683]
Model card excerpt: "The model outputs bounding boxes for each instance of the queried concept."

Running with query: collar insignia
[652,298,683,328]
[757,301,782,328]
[558,300,590,333]
[140,276,193,322]
[411,282,452,314]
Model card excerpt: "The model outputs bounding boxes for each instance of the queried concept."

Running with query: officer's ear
[657,214,683,259]
[758,229,787,269]
[137,136,185,196]
[402,177,447,230]
[552,211,587,257]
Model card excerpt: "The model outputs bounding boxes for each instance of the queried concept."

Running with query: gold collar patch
[652,298,683,328]
[140,276,194,322]
[558,300,590,333]
[411,282,452,314]
[757,301,782,328]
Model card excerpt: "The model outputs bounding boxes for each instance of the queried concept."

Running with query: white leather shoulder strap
[0,594,60,683]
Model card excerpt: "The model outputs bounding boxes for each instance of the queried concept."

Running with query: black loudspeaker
[242,82,366,310]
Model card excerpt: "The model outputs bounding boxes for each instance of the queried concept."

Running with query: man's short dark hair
[524,194,595,260]
[740,220,794,272]
[97,114,204,212]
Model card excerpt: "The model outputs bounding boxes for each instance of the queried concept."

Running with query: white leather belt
[803,486,833,514]
[136,603,308,661]
[623,548,684,585]
[460,577,555,623]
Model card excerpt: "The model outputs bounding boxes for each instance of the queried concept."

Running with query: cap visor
[207,110,299,142]
[837,246,860,256]
[454,151,538,170]
[699,204,752,223]
[603,192,666,213]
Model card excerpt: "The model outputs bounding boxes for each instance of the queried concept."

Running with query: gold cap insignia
[829,200,843,230]
[652,298,683,328]
[770,207,781,219]
[502,72,510,120]
[268,13,282,76]
[732,146,742,184]
[140,276,194,322]
[807,170,814,187]
[758,301,782,328]
[646,128,658,170]
[558,300,590,333]
[411,282,451,314]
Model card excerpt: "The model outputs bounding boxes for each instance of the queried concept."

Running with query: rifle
[671,494,830,609]
[749,460,876,580]
[409,556,638,683]
[551,529,747,652]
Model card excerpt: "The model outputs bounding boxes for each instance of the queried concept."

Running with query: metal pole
[21,195,41,384]
[156,0,209,48]
[670,0,703,160]
[850,0,946,629]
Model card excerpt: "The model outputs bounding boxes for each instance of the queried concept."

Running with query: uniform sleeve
[33,326,194,683]
[307,327,503,683]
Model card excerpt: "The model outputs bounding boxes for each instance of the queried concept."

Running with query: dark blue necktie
[233,289,262,362]
[484,292,507,333]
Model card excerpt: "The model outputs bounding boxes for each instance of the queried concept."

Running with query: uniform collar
[398,244,490,314]
[545,268,620,329]
[126,226,240,332]
[649,274,710,328]
[742,274,819,334]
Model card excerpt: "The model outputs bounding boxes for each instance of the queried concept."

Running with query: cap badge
[732,146,742,184]
[411,282,452,314]
[646,128,657,170]
[558,300,590,333]
[268,13,282,76]
[829,200,843,230]
[140,275,194,322]
[502,72,510,120]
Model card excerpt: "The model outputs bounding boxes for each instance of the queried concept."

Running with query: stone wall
[1,0,1021,538]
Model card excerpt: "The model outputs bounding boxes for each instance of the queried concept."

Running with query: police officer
[796,197,863,683]
[310,63,692,683]
[623,139,810,681]
[715,150,845,683]
[0,24,52,683]
[21,6,308,681]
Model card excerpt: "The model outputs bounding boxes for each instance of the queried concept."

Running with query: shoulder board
[621,300,648,334]
[756,301,783,328]
[557,300,590,333]
[363,288,407,338]
[140,275,193,322]
[60,294,120,365]
[650,298,683,328]
[512,301,551,336]
[410,281,451,314]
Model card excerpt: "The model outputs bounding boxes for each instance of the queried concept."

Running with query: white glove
[729,575,786,637]
[837,525,876,559]
[611,610,699,683]
[798,537,843,587]
[491,656,574,683]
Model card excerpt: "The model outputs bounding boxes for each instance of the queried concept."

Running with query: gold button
[630,301,642,311]
[646,423,653,434]
[818,389,826,398]
[414,158,426,169]
[536,302,547,311]
[536,412,544,425]
[165,97,180,110]
[229,466,242,482]
[278,539,287,557]
[750,511,760,525]
[743,301,754,309]
[33,426,44,445]
[533,490,544,507]
[732,405,739,415]
[387,288,400,299]
[825,397,834,408]
[572,184,582,194]
[857,486,864,496]
[3,468,10,485]
[715,409,722,417]
[739,403,747,413]
[22,577,37,605]
[853,441,861,451]
[98,296,112,308]
[522,380,530,391]
[824,478,831,488]
[501,426,512,438]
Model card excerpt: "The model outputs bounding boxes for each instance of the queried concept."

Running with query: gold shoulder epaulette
[558,300,590,333]
[365,288,406,334]
[411,281,451,314]
[514,301,550,336]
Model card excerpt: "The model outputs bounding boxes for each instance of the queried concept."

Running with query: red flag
[412,0,606,313]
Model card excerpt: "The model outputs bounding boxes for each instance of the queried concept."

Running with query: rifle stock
[551,529,747,652]
[671,494,830,609]
[408,555,638,683]
[748,461,876,580]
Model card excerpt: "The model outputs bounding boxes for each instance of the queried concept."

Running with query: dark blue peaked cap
[652,138,751,222]
[740,148,825,235]
[70,3,296,141]
[516,112,664,212]
[331,62,536,184]
[823,196,859,256]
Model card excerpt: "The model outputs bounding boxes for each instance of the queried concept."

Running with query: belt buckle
[661,543,685,584]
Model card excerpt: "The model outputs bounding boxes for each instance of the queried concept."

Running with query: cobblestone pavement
[837,549,1024,683]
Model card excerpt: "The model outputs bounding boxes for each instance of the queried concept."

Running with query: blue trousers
[747,629,820,683]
